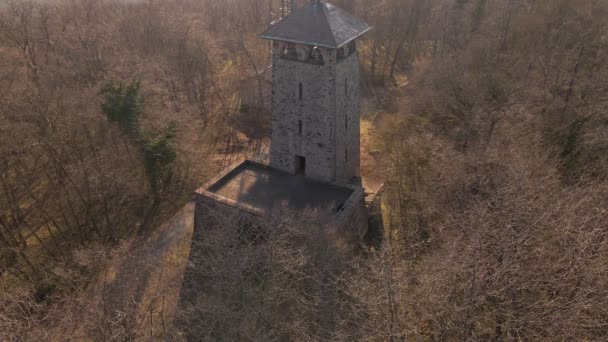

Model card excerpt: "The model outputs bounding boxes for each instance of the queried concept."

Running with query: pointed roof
[258,0,371,49]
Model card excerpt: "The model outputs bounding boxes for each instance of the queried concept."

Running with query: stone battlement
[195,159,368,238]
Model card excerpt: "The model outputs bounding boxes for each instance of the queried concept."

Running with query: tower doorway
[295,155,306,174]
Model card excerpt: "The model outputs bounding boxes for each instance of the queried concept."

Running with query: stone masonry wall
[195,187,367,243]
[270,41,337,182]
[335,52,361,182]
[330,185,368,239]
[195,182,367,241]
[269,40,362,184]
[194,159,368,242]
[193,194,264,241]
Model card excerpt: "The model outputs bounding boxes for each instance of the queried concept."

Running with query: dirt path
[85,203,196,339]
[146,202,195,259]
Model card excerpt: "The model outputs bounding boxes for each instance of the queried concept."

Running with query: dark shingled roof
[258,0,371,49]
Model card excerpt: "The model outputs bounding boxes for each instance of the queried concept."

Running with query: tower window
[345,116,348,129]
[345,149,348,162]
[299,82,303,100]
[345,78,348,96]
[296,155,306,174]
[298,120,303,135]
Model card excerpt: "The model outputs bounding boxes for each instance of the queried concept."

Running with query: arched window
[284,43,297,59]
[311,46,324,64]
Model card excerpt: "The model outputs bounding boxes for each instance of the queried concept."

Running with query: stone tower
[189,6,374,302]
[259,0,371,184]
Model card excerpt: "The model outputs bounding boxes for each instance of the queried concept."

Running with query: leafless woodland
[1,0,607,340]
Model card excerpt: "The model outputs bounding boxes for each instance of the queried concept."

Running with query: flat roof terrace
[205,161,353,215]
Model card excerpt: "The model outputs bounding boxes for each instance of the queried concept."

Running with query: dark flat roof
[208,162,352,215]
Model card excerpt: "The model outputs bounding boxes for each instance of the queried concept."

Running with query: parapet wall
[193,192,264,241]
[194,159,368,240]
[328,183,368,238]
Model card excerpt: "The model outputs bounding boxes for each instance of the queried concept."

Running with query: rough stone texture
[182,7,373,327]
[335,51,361,181]
[192,3,371,242]
[194,160,367,238]
[194,189,263,241]
[269,40,361,183]
[329,184,368,238]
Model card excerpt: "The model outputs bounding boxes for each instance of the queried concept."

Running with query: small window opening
[298,120,303,135]
[311,46,323,64]
[345,78,348,96]
[345,149,348,162]
[295,155,306,174]
[345,116,348,130]
[299,82,303,100]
